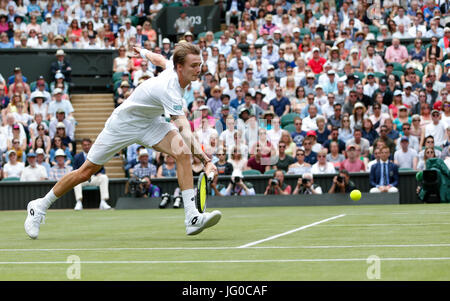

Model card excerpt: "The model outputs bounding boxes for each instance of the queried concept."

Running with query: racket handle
[207,172,215,181]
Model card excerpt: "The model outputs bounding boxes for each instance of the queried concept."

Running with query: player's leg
[25,113,135,239]
[150,130,196,219]
[148,128,221,235]
[24,160,102,239]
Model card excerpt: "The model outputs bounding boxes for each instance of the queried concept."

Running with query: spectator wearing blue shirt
[269,86,290,117]
[0,32,13,48]
[302,136,318,165]
[291,116,307,147]
[27,0,42,17]
[384,118,400,141]
[230,86,245,109]
[323,69,338,94]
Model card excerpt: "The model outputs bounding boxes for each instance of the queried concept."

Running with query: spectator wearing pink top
[384,38,409,65]
[259,14,279,36]
[340,144,366,172]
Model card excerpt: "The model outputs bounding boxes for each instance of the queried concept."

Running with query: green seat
[392,70,404,78]
[414,69,424,81]
[354,71,365,81]
[112,72,124,83]
[281,112,299,127]
[130,16,139,27]
[369,25,379,35]
[283,123,297,133]
[264,169,277,176]
[407,44,416,53]
[374,72,385,79]
[168,2,182,6]
[300,28,310,36]
[392,62,403,71]
[242,169,262,176]
[213,31,224,40]
[399,168,414,172]
[197,32,207,39]
[1,177,20,182]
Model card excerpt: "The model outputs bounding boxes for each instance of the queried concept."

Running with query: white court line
[1,257,450,265]
[237,214,346,248]
[2,244,450,253]
[318,223,450,227]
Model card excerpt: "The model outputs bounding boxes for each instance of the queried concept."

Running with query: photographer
[264,169,292,195]
[292,173,323,195]
[328,169,357,193]
[126,176,161,198]
[211,170,255,196]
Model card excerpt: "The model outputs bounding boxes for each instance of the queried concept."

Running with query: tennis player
[25,42,221,239]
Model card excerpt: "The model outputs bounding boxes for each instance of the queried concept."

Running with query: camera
[270,178,279,186]
[302,178,310,185]
[233,176,241,184]
[127,177,146,198]
[336,175,343,183]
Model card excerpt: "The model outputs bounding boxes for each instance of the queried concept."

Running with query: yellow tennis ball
[350,189,361,201]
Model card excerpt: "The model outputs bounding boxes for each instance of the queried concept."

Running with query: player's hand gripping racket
[196,172,214,213]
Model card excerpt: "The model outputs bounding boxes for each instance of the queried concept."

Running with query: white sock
[39,189,59,210]
[181,189,199,222]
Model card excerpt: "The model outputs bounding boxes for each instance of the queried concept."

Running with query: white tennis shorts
[87,112,177,166]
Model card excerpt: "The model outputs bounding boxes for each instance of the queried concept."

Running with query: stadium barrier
[115,193,400,210]
[0,172,421,210]
[0,48,115,93]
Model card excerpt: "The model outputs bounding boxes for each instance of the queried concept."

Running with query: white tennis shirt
[114,61,185,121]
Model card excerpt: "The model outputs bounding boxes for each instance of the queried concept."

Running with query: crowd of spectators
[2,0,450,200]
[0,48,77,182]
[121,0,450,198]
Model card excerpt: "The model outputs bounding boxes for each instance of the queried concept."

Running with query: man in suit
[133,0,150,25]
[50,49,72,82]
[369,146,399,193]
[102,0,117,18]
[226,0,245,26]
[135,25,148,46]
[72,138,111,211]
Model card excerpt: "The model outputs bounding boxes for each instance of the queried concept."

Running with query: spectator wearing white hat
[20,151,48,182]
[47,88,74,121]
[35,148,51,176]
[130,149,157,179]
[41,13,58,36]
[123,18,137,40]
[402,82,419,108]
[49,148,73,180]
[308,47,327,74]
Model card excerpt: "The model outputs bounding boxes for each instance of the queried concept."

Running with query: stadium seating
[242,169,262,176]
[281,113,298,127]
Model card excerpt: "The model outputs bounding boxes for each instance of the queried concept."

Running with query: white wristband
[140,49,150,60]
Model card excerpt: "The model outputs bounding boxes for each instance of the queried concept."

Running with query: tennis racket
[196,172,215,213]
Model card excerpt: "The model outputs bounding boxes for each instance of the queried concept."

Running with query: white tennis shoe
[24,199,46,239]
[186,210,222,236]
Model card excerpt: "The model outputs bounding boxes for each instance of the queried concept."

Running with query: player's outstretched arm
[171,114,217,177]
[133,46,168,69]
